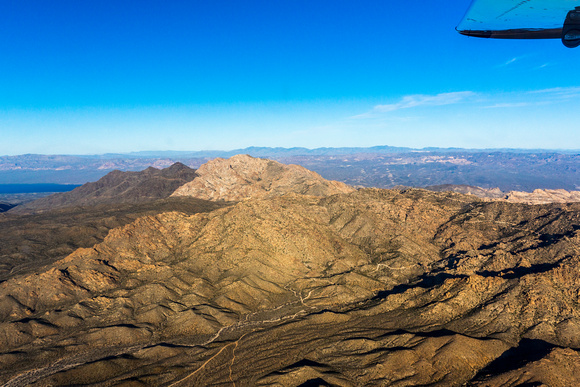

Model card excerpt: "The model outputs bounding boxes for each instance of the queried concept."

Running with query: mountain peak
[15,162,198,213]
[171,154,354,201]
[164,161,190,171]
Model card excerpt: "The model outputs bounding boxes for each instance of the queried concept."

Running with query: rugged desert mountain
[1,184,580,385]
[426,184,580,205]
[171,154,355,201]
[13,162,198,213]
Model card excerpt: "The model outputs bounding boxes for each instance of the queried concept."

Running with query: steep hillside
[1,187,580,386]
[14,162,198,213]
[171,154,355,201]
[0,197,230,282]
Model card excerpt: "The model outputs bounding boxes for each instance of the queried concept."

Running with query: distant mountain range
[1,146,579,192]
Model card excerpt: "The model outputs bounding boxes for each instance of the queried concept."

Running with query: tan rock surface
[504,188,580,204]
[471,345,580,386]
[1,184,580,385]
[427,185,580,204]
[0,196,228,281]
[171,154,355,201]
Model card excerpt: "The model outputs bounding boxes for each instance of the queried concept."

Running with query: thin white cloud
[351,87,580,119]
[495,56,525,68]
[351,91,476,119]
[483,86,580,108]
[484,102,531,109]
[527,86,580,98]
[496,53,539,68]
[503,57,517,66]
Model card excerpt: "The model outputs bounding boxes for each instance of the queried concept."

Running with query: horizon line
[2,145,580,158]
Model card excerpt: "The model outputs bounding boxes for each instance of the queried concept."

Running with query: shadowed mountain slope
[1,186,580,385]
[0,202,15,213]
[13,162,198,213]
[171,154,354,201]
[0,197,231,282]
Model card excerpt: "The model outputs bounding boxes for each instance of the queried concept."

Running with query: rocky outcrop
[504,188,580,204]
[425,184,505,199]
[1,187,580,385]
[171,154,354,201]
[426,184,580,204]
[13,162,198,213]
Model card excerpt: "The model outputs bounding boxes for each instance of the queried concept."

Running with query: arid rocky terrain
[1,155,580,386]
[171,154,354,201]
[426,184,580,204]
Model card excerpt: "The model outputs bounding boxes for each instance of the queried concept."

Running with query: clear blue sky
[1,0,579,155]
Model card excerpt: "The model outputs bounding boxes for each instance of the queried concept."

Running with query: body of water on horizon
[0,184,81,194]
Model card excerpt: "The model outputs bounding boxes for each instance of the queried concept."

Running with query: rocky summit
[171,154,355,201]
[1,157,580,386]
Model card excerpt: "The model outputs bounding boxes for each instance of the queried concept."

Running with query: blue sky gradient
[1,0,579,155]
